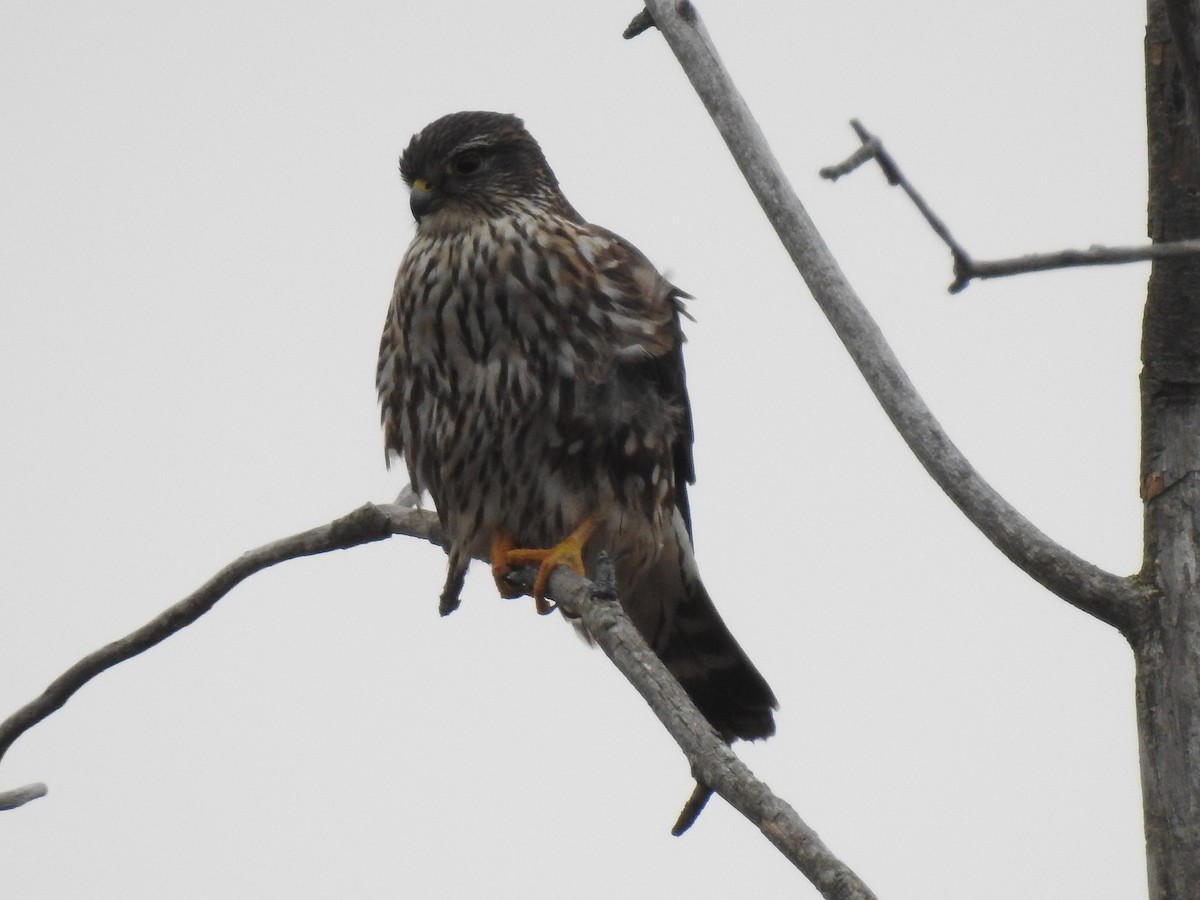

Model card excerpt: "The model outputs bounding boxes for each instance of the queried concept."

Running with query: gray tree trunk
[1138,4,1200,897]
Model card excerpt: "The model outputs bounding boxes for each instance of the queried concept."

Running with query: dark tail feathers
[655,576,777,742]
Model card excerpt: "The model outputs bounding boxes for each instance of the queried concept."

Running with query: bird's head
[398,111,575,228]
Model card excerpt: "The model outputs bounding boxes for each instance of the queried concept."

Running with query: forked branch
[631,0,1148,633]
[822,119,1200,292]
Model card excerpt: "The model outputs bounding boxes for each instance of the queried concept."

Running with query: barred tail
[621,510,778,743]
[656,572,778,742]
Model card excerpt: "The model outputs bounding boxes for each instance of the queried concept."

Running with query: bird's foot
[490,533,525,600]
[491,517,601,614]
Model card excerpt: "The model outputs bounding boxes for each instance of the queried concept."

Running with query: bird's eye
[446,151,482,176]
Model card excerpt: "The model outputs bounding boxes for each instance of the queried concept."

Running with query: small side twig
[822,119,1200,292]
[0,782,47,810]
[623,7,656,39]
[822,120,972,270]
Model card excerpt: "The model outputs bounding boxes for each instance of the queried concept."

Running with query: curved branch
[634,0,1148,634]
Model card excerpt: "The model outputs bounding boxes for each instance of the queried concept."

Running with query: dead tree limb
[821,119,972,271]
[631,0,1148,633]
[0,502,403,773]
[822,119,1200,292]
[543,556,879,900]
[0,782,47,811]
[0,500,875,900]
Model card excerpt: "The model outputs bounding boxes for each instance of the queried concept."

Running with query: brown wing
[577,228,777,742]
[578,225,696,529]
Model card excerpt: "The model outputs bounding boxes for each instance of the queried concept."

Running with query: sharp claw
[490,533,524,598]
[492,517,601,613]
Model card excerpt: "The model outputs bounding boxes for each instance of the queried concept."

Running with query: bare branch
[817,136,879,180]
[636,0,1148,633]
[823,119,1200,292]
[962,242,1200,288]
[0,782,47,810]
[0,503,414,777]
[623,7,655,39]
[533,556,879,900]
[822,120,972,268]
[0,499,872,895]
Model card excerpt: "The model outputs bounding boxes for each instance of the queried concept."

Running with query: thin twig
[964,241,1200,287]
[823,119,1200,292]
[0,782,47,810]
[828,120,974,268]
[0,503,423,770]
[817,137,880,181]
[638,0,1148,634]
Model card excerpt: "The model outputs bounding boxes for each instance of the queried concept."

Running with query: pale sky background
[0,1,1152,897]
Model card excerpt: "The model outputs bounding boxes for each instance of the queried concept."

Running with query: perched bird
[377,111,776,744]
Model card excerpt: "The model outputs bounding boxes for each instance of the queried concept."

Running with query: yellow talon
[497,517,601,615]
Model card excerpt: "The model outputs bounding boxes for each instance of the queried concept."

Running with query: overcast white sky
[1,1,1152,897]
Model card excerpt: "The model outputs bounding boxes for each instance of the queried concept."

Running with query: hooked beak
[409,178,439,221]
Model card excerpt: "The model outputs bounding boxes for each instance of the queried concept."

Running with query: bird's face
[398,111,570,229]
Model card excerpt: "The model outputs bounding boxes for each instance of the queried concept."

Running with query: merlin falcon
[377,111,777,743]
